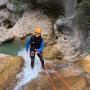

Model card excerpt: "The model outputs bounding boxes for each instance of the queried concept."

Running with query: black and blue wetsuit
[26,35,44,68]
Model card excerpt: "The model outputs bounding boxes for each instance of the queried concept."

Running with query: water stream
[14,49,42,90]
[0,38,24,55]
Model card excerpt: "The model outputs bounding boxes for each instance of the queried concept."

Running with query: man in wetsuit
[26,27,45,69]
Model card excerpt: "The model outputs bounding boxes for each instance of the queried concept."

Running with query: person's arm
[37,40,44,53]
[25,37,31,52]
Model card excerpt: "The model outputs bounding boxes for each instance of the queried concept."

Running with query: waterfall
[14,48,42,90]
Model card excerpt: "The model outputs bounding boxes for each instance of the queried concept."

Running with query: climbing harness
[30,51,34,56]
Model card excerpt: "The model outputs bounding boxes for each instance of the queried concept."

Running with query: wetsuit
[26,35,44,68]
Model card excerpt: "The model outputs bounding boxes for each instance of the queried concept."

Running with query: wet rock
[23,73,52,90]
[0,53,24,90]
[23,63,88,90]
[2,37,14,44]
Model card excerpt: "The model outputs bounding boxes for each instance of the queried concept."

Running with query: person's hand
[35,50,40,55]
[35,51,38,55]
[35,49,37,52]
[34,49,37,54]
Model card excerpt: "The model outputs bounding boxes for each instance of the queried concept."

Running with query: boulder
[0,0,8,6]
[7,2,15,12]
[0,8,19,28]
[0,27,14,44]
[0,53,24,89]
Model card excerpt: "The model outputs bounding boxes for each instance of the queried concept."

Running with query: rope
[44,70,57,90]
[46,63,73,90]
[34,53,72,90]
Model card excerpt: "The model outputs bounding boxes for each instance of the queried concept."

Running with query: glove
[35,49,40,54]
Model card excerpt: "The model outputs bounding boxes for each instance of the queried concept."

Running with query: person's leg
[37,53,45,69]
[30,49,35,68]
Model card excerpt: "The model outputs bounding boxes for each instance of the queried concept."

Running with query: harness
[30,35,43,49]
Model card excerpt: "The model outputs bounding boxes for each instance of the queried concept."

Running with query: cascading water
[14,48,42,90]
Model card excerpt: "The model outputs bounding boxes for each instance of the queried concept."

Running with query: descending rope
[35,53,72,90]
[46,63,73,90]
[44,66,57,90]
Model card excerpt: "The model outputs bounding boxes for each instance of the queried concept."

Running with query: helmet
[34,27,42,34]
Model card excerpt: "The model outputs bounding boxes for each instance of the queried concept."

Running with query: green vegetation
[78,0,90,29]
[10,0,23,14]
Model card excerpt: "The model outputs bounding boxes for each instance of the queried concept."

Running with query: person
[26,27,45,69]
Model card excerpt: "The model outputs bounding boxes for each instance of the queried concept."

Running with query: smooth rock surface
[0,53,24,90]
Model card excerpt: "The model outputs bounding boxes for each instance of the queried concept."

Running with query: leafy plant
[11,0,23,14]
[78,0,90,29]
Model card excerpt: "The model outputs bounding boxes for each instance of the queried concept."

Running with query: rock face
[0,0,53,44]
[24,74,87,90]
[0,0,89,59]
[0,53,24,90]
[0,0,21,44]
[43,44,62,60]
[7,2,16,12]
[0,0,8,6]
[75,54,90,73]
[53,0,87,60]
[54,15,88,60]
[0,0,20,27]
[30,0,76,17]
[0,27,14,44]
[0,8,19,28]
[11,10,52,41]
[29,0,89,60]
[23,62,89,90]
[0,9,52,44]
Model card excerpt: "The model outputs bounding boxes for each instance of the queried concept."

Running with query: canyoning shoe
[31,64,34,68]
[31,61,34,68]
[40,60,45,70]
[42,65,45,70]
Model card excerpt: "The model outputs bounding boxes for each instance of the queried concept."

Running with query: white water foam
[14,49,42,90]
